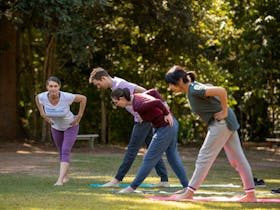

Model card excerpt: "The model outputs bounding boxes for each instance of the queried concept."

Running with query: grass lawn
[0,142,279,210]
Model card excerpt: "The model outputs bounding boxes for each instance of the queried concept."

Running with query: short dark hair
[89,67,109,83]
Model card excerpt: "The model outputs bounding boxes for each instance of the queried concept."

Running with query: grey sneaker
[153,181,170,187]
[174,187,187,194]
[101,180,120,187]
[117,186,135,194]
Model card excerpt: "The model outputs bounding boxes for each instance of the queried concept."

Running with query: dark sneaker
[271,188,280,194]
[254,177,266,187]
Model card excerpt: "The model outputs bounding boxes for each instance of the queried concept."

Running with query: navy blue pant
[115,122,168,182]
[130,118,188,189]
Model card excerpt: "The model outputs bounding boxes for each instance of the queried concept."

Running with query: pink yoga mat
[145,195,280,203]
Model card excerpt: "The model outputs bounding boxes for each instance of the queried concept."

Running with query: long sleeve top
[132,89,170,128]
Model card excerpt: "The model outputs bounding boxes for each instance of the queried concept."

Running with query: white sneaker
[101,180,120,187]
[154,181,170,187]
[174,187,187,194]
[117,186,135,194]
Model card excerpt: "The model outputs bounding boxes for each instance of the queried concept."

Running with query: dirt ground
[0,140,279,176]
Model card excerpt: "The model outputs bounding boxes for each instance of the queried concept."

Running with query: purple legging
[51,125,79,163]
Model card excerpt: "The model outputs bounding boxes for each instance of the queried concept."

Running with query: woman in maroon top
[111,88,188,193]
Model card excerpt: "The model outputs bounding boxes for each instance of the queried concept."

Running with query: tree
[0,16,21,139]
[1,0,278,145]
[8,0,107,141]
[226,0,280,140]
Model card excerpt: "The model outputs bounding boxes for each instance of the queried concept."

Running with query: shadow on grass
[0,144,279,209]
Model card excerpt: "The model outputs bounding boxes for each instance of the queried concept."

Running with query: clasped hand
[70,115,81,126]
[214,110,228,121]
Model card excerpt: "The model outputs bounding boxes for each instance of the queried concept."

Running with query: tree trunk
[100,90,107,144]
[0,17,21,140]
[40,35,56,142]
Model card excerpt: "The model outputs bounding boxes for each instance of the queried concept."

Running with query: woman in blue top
[165,65,256,202]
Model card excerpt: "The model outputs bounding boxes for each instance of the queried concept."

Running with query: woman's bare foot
[238,192,257,202]
[63,177,70,183]
[54,181,63,186]
[171,189,194,200]
[117,186,134,194]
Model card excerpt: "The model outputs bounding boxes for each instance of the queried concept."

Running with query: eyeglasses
[111,99,119,105]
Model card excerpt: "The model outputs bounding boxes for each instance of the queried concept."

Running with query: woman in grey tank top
[164,65,256,202]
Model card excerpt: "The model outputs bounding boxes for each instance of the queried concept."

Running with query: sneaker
[254,177,266,187]
[117,186,135,194]
[271,188,280,194]
[101,180,120,187]
[153,181,170,188]
[174,187,187,194]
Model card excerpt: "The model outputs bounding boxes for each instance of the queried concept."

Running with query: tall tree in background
[0,16,20,139]
[226,0,280,140]
[0,0,278,144]
[8,0,106,142]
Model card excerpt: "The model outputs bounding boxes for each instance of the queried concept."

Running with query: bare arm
[205,86,228,120]
[70,94,87,126]
[35,95,52,125]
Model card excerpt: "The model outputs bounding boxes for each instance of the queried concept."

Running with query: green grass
[0,146,279,210]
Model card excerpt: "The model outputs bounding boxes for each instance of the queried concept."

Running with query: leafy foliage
[1,0,279,143]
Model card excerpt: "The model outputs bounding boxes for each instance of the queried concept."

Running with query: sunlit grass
[0,147,279,210]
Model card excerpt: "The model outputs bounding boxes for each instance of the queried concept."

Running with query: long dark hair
[165,65,197,85]
[111,88,131,101]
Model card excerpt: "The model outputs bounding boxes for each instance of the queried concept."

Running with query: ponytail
[165,65,197,85]
[186,71,197,82]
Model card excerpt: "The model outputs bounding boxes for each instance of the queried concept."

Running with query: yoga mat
[112,190,239,195]
[89,183,157,188]
[145,195,280,203]
[132,190,241,195]
[89,183,240,188]
[111,190,273,196]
